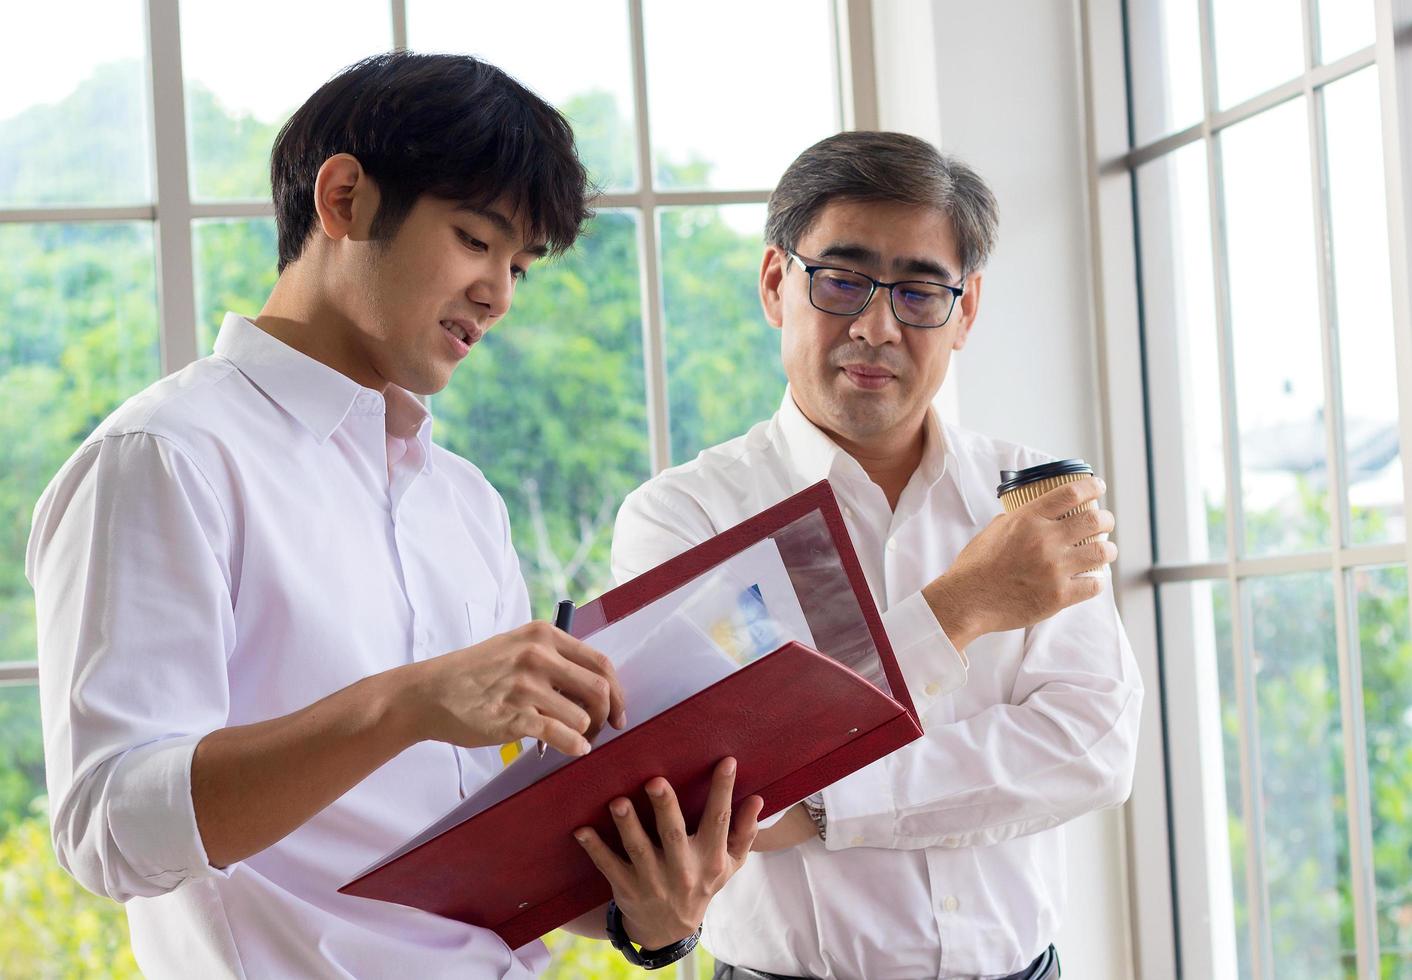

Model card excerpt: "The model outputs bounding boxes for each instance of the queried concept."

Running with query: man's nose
[848,290,904,346]
[468,270,514,319]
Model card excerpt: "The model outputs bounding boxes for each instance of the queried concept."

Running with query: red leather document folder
[339,480,923,950]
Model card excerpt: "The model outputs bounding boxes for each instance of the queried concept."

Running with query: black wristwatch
[605,900,701,970]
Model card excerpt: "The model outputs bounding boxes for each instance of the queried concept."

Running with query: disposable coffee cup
[996,459,1107,576]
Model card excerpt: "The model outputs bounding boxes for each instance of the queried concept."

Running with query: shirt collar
[773,388,980,525]
[212,313,432,460]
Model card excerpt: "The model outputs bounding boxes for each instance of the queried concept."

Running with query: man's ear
[950,272,983,351]
[760,245,789,329]
[312,153,380,245]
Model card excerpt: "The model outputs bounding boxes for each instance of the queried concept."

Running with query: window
[1088,1,1411,976]
[0,1,870,975]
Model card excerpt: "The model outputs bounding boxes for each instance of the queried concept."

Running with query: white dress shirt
[27,314,550,979]
[612,393,1143,980]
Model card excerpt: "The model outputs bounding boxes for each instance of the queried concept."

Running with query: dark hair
[765,131,999,276]
[271,51,592,273]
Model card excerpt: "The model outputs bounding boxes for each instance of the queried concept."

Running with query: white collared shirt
[27,314,549,979]
[612,393,1143,980]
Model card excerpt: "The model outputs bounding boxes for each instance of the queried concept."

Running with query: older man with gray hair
[612,132,1143,980]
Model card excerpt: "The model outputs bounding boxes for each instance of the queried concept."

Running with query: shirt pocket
[462,596,498,648]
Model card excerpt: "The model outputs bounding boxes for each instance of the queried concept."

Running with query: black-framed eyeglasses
[787,250,964,329]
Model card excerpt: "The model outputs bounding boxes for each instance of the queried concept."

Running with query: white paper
[356,536,816,874]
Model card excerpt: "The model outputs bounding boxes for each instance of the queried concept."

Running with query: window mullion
[0,662,40,685]
[145,0,198,374]
[390,0,407,51]
[833,0,878,131]
[626,0,670,477]
[1371,0,1412,589]
[1196,0,1275,972]
[1303,14,1382,967]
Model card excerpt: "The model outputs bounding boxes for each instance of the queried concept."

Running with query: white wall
[872,1,1135,977]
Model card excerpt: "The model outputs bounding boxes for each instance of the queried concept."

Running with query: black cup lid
[996,458,1093,497]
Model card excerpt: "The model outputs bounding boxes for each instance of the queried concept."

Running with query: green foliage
[1203,485,1412,979]
[0,62,150,207]
[659,208,785,467]
[193,218,280,352]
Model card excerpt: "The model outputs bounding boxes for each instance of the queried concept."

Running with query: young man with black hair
[28,52,758,978]
[613,132,1143,980]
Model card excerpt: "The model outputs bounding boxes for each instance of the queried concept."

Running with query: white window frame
[0,4,877,972]
[0,0,878,695]
[1080,1,1412,977]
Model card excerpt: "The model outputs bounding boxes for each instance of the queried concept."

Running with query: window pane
[1323,68,1403,546]
[1354,565,1412,977]
[1212,0,1304,108]
[180,0,391,201]
[1318,0,1375,64]
[406,0,637,191]
[1128,0,1205,145]
[432,211,648,614]
[1220,100,1330,555]
[0,685,139,975]
[0,3,150,206]
[1161,580,1253,978]
[660,205,785,464]
[0,223,160,666]
[193,218,279,355]
[644,0,838,190]
[1139,143,1228,563]
[1246,573,1355,977]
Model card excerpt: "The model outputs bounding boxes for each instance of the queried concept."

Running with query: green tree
[1206,490,1412,979]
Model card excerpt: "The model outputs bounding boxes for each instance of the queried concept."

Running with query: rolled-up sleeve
[822,579,1143,851]
[26,431,237,901]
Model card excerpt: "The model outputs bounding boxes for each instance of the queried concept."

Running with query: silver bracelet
[801,793,827,843]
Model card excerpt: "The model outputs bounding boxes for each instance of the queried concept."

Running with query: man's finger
[695,757,738,855]
[536,654,614,740]
[1026,476,1105,520]
[725,794,764,862]
[573,826,629,890]
[519,712,590,757]
[1055,506,1113,544]
[553,634,628,731]
[644,776,692,868]
[1064,538,1116,574]
[608,796,660,877]
[1063,573,1106,605]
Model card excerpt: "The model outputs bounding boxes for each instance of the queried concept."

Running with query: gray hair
[765,131,999,277]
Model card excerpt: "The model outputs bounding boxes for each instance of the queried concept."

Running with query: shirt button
[942,895,960,912]
[924,682,941,697]
[886,538,898,553]
[943,837,960,848]
[843,506,855,520]
[850,836,865,846]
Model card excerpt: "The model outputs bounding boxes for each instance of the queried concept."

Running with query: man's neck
[255,271,388,391]
[809,407,928,512]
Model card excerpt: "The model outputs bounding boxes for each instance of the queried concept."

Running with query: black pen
[537,599,576,759]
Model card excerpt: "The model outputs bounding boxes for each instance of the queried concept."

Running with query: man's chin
[392,364,455,397]
[818,394,905,442]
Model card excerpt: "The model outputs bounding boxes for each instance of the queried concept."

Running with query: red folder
[339,480,923,950]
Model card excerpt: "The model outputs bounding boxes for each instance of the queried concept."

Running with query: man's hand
[393,620,627,757]
[924,476,1116,651]
[751,803,817,852]
[573,757,763,950]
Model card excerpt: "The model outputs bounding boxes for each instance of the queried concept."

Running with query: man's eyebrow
[816,241,956,283]
[894,255,956,283]
[456,204,549,257]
